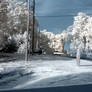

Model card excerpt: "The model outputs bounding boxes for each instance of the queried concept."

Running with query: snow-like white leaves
[67,12,92,53]
[41,30,67,52]
[12,32,28,53]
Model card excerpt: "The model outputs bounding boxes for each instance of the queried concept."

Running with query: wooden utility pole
[37,26,40,49]
[32,0,35,54]
[25,0,30,61]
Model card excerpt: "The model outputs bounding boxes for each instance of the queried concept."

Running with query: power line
[36,7,92,10]
[36,15,75,17]
[35,14,92,17]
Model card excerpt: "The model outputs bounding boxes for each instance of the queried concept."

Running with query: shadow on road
[1,84,92,92]
[80,65,92,67]
[30,55,73,61]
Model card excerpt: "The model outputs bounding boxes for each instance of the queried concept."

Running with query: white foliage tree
[0,0,39,53]
[66,12,92,54]
[40,30,67,54]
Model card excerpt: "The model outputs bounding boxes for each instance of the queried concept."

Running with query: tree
[66,12,92,54]
[0,0,39,53]
[0,0,9,33]
[40,30,67,54]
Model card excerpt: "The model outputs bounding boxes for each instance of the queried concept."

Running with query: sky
[35,0,92,50]
[35,0,92,34]
[20,0,92,50]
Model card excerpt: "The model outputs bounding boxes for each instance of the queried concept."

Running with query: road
[0,55,92,91]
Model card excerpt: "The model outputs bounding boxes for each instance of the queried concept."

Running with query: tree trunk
[25,0,30,62]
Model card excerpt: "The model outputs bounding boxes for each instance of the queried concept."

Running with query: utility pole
[32,0,35,54]
[38,26,40,49]
[25,0,30,62]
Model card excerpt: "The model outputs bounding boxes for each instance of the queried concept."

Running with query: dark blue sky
[20,0,92,34]
[19,0,92,50]
[35,0,92,34]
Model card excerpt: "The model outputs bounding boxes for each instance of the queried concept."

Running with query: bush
[0,37,18,53]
